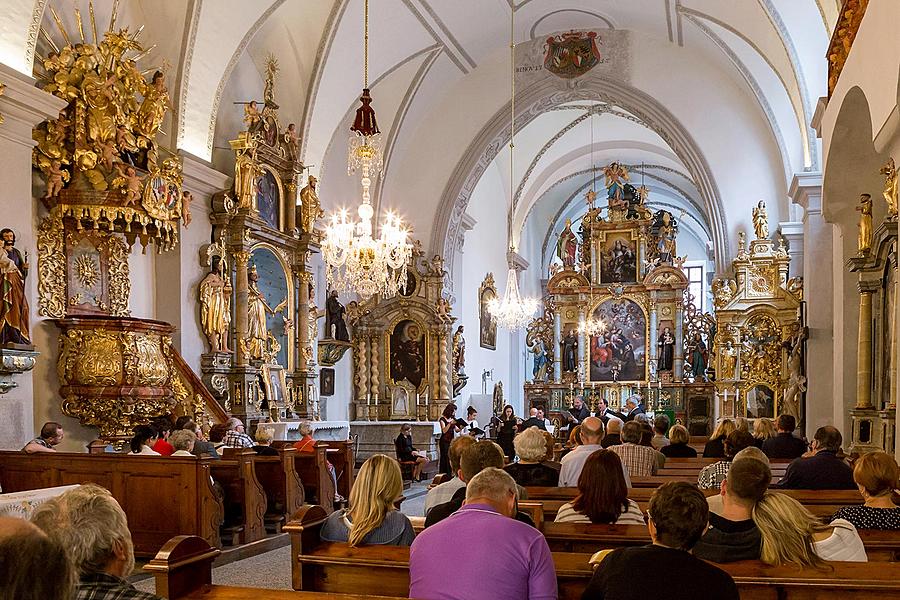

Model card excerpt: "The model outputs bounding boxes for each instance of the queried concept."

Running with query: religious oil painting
[746,385,775,419]
[261,363,287,409]
[479,274,497,350]
[589,298,646,382]
[390,319,427,389]
[320,367,335,397]
[249,247,289,367]
[256,169,281,230]
[599,233,637,284]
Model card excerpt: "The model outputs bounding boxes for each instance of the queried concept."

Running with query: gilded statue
[233,137,261,209]
[284,123,299,161]
[881,157,899,221]
[752,201,769,239]
[857,193,873,256]
[199,256,232,354]
[247,265,287,360]
[243,101,261,130]
[135,71,170,139]
[603,162,629,204]
[44,160,68,198]
[556,219,577,269]
[452,325,466,375]
[113,163,143,206]
[0,228,30,345]
[719,340,737,380]
[299,175,323,233]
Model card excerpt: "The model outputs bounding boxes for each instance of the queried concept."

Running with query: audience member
[660,424,697,458]
[395,423,429,481]
[150,417,175,456]
[600,416,623,448]
[581,482,739,600]
[0,516,76,600]
[540,429,561,470]
[703,419,735,458]
[831,451,900,529]
[610,421,664,478]
[320,454,414,546]
[707,447,769,516]
[424,435,475,516]
[31,484,165,600]
[208,423,228,451]
[504,426,559,486]
[651,415,670,449]
[734,417,750,433]
[252,428,278,456]
[697,430,756,489]
[637,419,655,448]
[560,424,583,459]
[761,415,807,460]
[560,417,631,487]
[168,429,197,457]
[222,417,255,448]
[176,418,219,459]
[21,421,64,453]
[555,449,643,525]
[752,418,777,448]
[496,404,519,460]
[129,424,160,455]
[294,422,343,502]
[693,458,770,562]
[520,407,547,431]
[410,468,556,600]
[753,491,867,563]
[777,426,855,490]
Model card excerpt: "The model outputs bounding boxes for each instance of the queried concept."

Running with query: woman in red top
[293,422,343,503]
[151,417,175,456]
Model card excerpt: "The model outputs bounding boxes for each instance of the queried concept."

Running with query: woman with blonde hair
[320,454,415,547]
[660,424,697,458]
[831,451,900,529]
[753,491,867,564]
[703,419,735,458]
[752,418,777,447]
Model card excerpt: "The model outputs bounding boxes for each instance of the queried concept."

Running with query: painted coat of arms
[543,31,602,79]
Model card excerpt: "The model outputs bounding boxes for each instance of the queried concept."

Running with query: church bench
[320,440,355,499]
[0,451,223,556]
[274,440,336,514]
[221,447,304,533]
[210,449,267,544]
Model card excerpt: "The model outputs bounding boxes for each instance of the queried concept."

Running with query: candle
[367,393,371,406]
[374,393,379,405]
[724,389,728,403]
[658,380,662,390]
[569,382,574,392]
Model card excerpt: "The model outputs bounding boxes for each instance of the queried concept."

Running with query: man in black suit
[519,408,547,431]
[622,395,646,422]
[595,397,617,425]
[761,414,807,459]
[566,396,590,426]
[776,426,855,490]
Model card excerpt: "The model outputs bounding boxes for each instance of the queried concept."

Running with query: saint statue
[247,265,287,361]
[857,193,873,255]
[556,219,578,269]
[561,329,579,373]
[752,201,769,239]
[233,140,261,209]
[452,325,466,374]
[325,290,350,342]
[781,328,807,420]
[492,381,504,417]
[135,71,170,139]
[531,338,549,382]
[298,175,324,234]
[720,340,737,380]
[687,332,708,382]
[603,162,629,203]
[199,256,232,353]
[0,228,29,346]
[881,157,899,221]
[657,327,675,371]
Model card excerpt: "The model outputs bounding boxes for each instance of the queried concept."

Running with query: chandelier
[488,6,539,331]
[322,0,411,300]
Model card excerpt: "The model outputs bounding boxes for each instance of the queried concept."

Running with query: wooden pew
[274,440,336,514]
[222,447,305,532]
[320,440,355,499]
[211,449,266,544]
[0,451,223,556]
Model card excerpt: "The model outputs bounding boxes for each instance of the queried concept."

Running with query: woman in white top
[129,424,161,456]
[169,429,197,457]
[753,491,867,565]
[554,448,644,525]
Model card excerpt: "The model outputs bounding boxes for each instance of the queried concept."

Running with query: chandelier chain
[364,0,369,88]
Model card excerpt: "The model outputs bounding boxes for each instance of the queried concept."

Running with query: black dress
[395,433,416,462]
[702,436,726,458]
[497,417,518,459]
[438,418,455,475]
[660,442,698,458]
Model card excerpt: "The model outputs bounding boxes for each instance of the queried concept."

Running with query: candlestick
[367,393,371,406]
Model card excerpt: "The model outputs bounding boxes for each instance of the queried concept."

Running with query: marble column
[297,270,311,371]
[648,293,659,369]
[285,176,298,234]
[577,306,587,383]
[553,310,562,381]
[856,283,876,409]
[233,250,251,366]
[779,221,804,278]
[673,300,684,383]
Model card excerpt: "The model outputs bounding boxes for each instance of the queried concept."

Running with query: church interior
[2,0,900,597]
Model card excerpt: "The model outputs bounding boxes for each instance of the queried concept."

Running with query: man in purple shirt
[409,467,557,600]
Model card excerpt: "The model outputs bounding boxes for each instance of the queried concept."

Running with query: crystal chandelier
[488,6,539,331]
[322,0,411,300]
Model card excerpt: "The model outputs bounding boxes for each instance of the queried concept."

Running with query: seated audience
[424,435,475,515]
[697,430,756,489]
[395,423,429,481]
[600,416,623,448]
[734,416,750,433]
[637,419,655,447]
[555,449,643,524]
[610,421,664,478]
[0,516,76,600]
[208,423,228,452]
[660,424,697,458]
[703,419,735,458]
[294,422,343,502]
[753,491,867,563]
[129,424,160,455]
[561,417,632,488]
[320,454,415,546]
[252,428,278,456]
[504,426,559,487]
[761,414,807,460]
[777,426,855,490]
[707,447,769,516]
[410,468,557,600]
[175,418,219,459]
[831,451,900,529]
[693,458,770,562]
[540,429,561,470]
[21,421,64,453]
[222,417,255,448]
[651,414,670,449]
[168,429,197,457]
[520,407,547,431]
[560,424,582,459]
[31,484,165,600]
[150,417,175,456]
[752,418,776,448]
[582,482,739,600]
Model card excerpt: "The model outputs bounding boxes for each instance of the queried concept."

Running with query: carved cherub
[99,140,119,172]
[181,190,193,227]
[44,160,67,198]
[114,163,143,206]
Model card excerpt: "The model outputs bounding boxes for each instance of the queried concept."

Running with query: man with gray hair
[560,416,631,487]
[410,468,557,600]
[222,416,254,448]
[30,484,163,600]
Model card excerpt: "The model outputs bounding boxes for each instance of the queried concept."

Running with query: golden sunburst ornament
[74,254,100,288]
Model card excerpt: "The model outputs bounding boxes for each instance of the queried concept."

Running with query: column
[369,334,380,412]
[233,250,251,366]
[285,174,298,233]
[779,221,804,278]
[553,310,562,381]
[673,300,684,383]
[577,306,587,383]
[856,282,875,409]
[648,293,659,369]
[297,270,311,371]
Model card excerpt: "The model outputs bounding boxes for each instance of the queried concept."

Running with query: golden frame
[585,292,650,384]
[384,316,429,393]
[594,228,642,285]
[261,363,288,409]
[248,241,295,371]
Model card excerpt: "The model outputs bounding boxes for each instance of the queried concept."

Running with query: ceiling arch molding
[528,9,616,39]
[432,77,730,284]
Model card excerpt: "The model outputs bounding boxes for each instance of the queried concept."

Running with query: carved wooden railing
[169,347,230,428]
[827,0,870,96]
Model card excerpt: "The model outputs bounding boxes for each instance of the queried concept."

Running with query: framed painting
[261,363,288,408]
[256,168,281,230]
[746,384,775,419]
[389,319,427,389]
[589,297,647,382]
[598,231,638,284]
[320,367,335,396]
[479,273,497,350]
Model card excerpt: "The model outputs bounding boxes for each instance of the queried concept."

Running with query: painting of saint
[390,320,426,389]
[479,279,497,350]
[589,298,646,382]
[746,385,775,419]
[256,169,280,230]
[599,234,637,284]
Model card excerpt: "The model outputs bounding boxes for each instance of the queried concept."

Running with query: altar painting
[389,319,426,389]
[599,233,637,284]
[589,298,646,381]
[479,274,497,350]
[256,168,281,230]
[249,246,289,367]
[746,384,775,419]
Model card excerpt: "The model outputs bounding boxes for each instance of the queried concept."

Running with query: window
[684,264,704,312]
